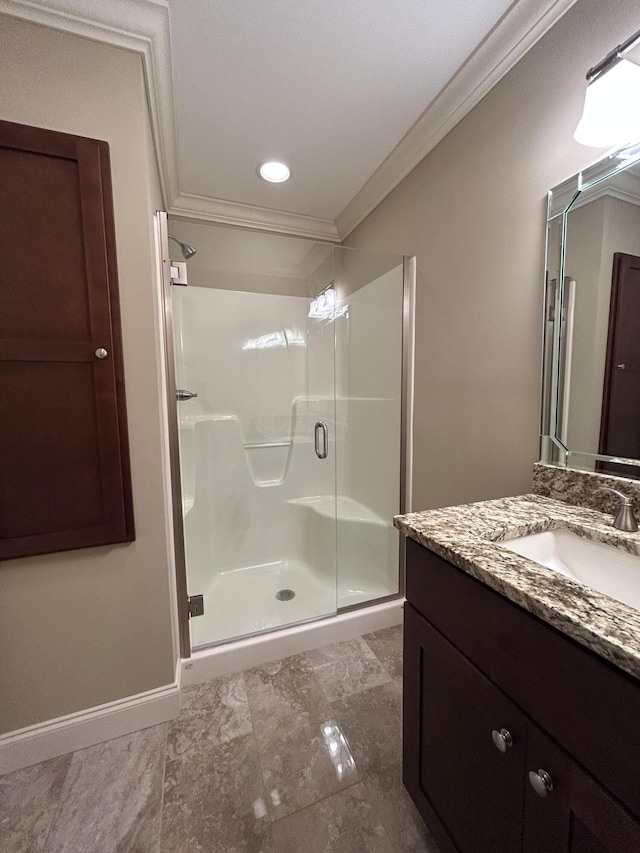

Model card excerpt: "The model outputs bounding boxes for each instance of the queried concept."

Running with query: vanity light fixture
[574,28,640,147]
[257,160,291,183]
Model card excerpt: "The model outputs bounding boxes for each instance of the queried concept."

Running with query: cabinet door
[404,603,527,853]
[0,120,134,559]
[523,724,640,852]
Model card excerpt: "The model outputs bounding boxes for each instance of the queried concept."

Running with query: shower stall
[158,214,413,657]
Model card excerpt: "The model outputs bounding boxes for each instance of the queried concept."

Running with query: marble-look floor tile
[243,653,329,736]
[161,731,272,853]
[44,723,167,853]
[254,714,359,820]
[244,653,359,820]
[332,682,439,851]
[272,782,394,853]
[365,776,440,853]
[0,754,72,852]
[331,680,402,789]
[305,637,391,702]
[362,624,404,684]
[168,672,251,761]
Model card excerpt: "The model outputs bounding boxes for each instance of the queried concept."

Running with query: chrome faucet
[599,487,639,533]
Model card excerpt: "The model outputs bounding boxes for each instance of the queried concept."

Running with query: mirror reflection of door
[598,253,640,479]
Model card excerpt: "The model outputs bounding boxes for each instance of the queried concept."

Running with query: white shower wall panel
[173,286,336,603]
[173,287,310,445]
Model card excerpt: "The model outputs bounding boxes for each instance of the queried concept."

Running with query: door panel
[523,723,640,853]
[0,119,134,559]
[404,603,526,853]
[598,252,640,477]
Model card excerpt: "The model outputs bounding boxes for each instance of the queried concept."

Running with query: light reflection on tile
[1,622,441,852]
[332,682,437,851]
[332,681,402,789]
[320,720,357,781]
[254,716,360,820]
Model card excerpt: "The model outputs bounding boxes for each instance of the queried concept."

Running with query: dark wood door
[0,120,134,559]
[523,724,640,852]
[403,603,527,853]
[598,252,640,478]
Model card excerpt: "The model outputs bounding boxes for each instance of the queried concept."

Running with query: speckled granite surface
[533,463,640,513]
[395,494,640,681]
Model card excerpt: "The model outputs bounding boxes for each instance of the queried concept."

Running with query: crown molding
[0,0,339,240]
[335,0,579,240]
[0,0,179,208]
[169,193,340,241]
[2,0,577,242]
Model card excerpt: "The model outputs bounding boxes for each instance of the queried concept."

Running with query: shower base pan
[181,597,403,688]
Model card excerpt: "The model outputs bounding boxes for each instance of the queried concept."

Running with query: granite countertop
[395,494,640,681]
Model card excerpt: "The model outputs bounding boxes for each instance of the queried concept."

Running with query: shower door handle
[314,421,328,459]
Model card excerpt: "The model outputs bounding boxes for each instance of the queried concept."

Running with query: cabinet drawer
[406,538,640,817]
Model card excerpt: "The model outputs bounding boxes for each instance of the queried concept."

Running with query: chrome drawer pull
[529,769,553,798]
[491,728,513,753]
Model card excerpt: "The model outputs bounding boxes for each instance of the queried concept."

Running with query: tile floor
[0,625,440,852]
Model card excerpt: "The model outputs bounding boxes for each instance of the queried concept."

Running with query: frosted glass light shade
[574,59,640,147]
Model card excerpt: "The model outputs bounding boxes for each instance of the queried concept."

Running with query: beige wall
[169,220,319,297]
[344,0,640,511]
[0,18,175,733]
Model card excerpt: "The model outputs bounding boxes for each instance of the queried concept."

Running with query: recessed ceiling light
[257,161,291,183]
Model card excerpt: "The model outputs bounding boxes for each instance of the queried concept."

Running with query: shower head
[168,234,197,260]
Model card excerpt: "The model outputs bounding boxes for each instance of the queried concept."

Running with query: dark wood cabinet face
[404,604,526,853]
[0,120,134,559]
[404,540,640,853]
[523,724,640,853]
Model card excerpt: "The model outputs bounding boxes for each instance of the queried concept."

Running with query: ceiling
[169,0,515,222]
[4,0,578,239]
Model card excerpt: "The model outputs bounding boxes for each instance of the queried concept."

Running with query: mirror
[542,144,640,478]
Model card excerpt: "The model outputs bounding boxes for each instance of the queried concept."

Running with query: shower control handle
[315,421,328,459]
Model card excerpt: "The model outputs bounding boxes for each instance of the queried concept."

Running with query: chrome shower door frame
[157,209,416,657]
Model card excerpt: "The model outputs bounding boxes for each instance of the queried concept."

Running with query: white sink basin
[500,528,640,611]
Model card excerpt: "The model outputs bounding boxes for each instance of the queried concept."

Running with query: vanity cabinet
[403,538,640,853]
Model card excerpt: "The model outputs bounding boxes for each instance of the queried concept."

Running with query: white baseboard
[0,679,181,776]
[182,598,404,687]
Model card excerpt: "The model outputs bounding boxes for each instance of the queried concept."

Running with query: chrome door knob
[617,363,626,370]
[491,728,513,753]
[95,348,108,359]
[529,769,553,798]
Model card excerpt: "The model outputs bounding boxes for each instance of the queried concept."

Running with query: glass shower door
[333,247,406,609]
[169,224,338,650]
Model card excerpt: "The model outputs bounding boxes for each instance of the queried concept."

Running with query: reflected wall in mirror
[543,145,640,479]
